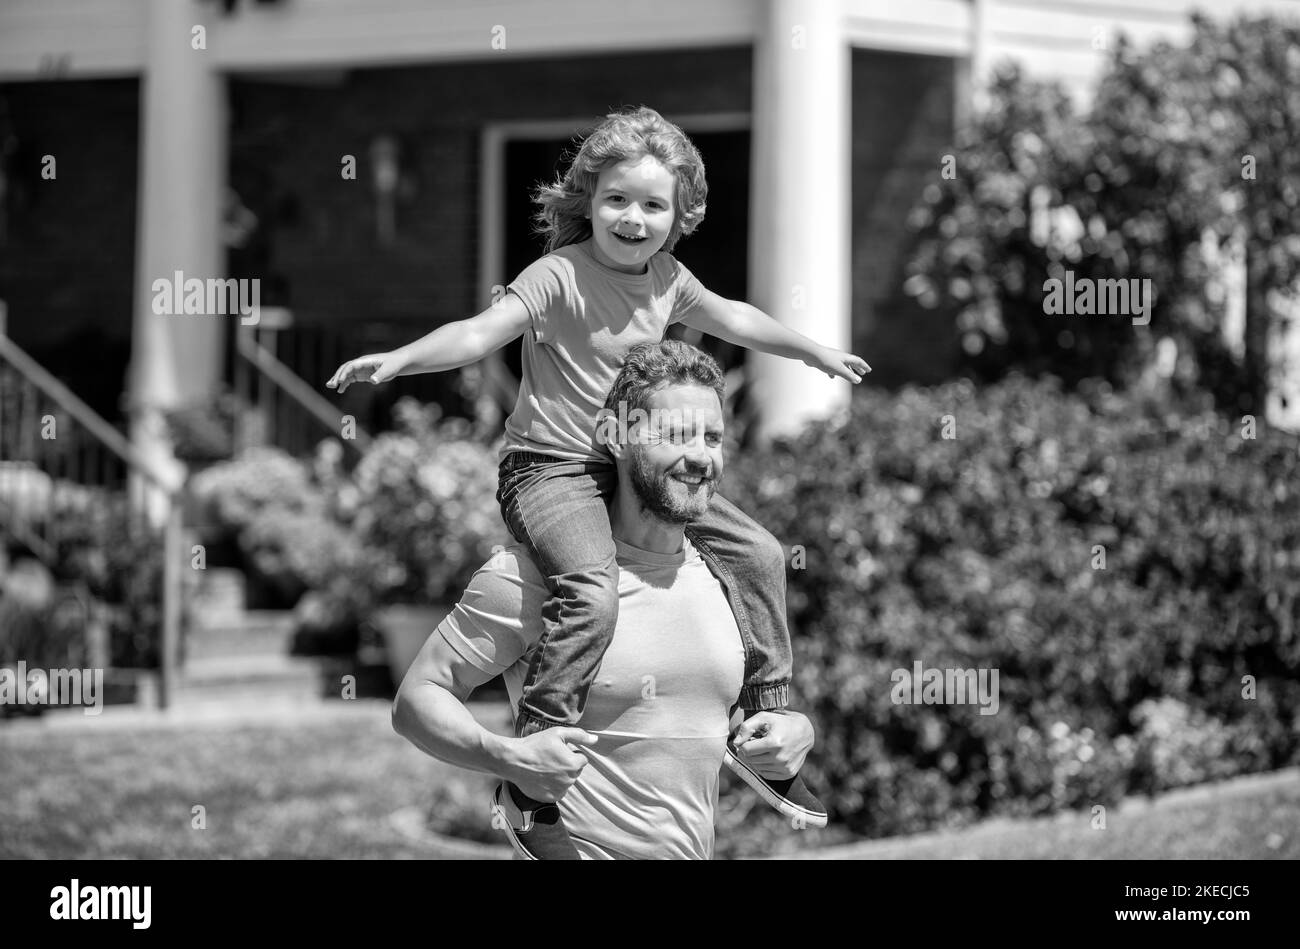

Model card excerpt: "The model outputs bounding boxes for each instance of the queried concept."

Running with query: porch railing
[0,308,185,709]
[231,310,372,459]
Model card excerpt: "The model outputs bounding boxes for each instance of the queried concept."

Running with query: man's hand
[805,346,870,384]
[502,727,598,802]
[326,351,406,394]
[731,711,814,780]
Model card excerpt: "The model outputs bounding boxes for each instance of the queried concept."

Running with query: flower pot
[371,603,453,689]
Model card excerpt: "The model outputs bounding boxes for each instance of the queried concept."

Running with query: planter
[370,603,453,689]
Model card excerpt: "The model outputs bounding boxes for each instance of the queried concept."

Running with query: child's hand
[805,346,870,384]
[326,352,404,394]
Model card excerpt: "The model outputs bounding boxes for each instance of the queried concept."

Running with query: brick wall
[0,79,139,425]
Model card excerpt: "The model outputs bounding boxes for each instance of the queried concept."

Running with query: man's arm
[390,557,598,801]
[390,629,518,775]
[678,289,870,384]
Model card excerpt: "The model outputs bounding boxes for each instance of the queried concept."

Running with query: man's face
[624,384,725,524]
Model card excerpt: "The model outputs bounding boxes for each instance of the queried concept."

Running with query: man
[391,340,821,859]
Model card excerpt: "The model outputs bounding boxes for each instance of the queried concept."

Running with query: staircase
[0,313,186,709]
[2,303,516,715]
[178,568,325,707]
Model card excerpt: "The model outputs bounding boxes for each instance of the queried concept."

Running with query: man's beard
[628,448,719,524]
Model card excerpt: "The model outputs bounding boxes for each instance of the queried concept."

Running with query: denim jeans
[497,451,794,737]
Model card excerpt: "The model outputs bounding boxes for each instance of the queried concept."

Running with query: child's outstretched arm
[679,290,870,384]
[326,294,532,394]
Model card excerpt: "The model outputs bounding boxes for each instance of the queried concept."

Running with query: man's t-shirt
[501,239,708,464]
[436,535,744,859]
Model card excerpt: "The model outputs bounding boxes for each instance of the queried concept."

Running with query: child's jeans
[497,450,793,737]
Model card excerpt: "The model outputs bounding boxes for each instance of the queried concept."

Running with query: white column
[747,0,852,441]
[128,0,226,521]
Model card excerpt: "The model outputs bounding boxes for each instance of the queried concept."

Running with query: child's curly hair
[532,106,708,254]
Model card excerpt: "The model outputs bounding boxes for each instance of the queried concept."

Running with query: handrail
[0,334,183,495]
[0,327,184,711]
[235,328,373,453]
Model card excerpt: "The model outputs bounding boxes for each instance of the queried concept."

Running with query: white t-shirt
[501,239,708,464]
[436,535,744,859]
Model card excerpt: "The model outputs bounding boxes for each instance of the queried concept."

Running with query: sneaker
[723,742,829,828]
[491,782,581,860]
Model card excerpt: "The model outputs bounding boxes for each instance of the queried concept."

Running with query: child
[328,106,869,859]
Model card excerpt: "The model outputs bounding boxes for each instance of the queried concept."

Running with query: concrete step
[185,609,297,661]
[182,652,319,684]
[171,653,327,704]
[187,567,247,624]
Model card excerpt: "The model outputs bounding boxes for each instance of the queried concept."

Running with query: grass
[2,701,1296,860]
[0,701,511,860]
[793,768,1300,860]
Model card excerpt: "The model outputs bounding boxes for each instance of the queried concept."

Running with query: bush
[162,391,237,464]
[18,489,166,668]
[189,400,507,641]
[190,447,380,610]
[346,398,507,606]
[0,559,86,674]
[723,374,1300,840]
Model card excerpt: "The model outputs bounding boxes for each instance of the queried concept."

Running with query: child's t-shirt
[501,238,708,464]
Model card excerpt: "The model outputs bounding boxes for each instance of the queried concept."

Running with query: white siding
[844,0,974,56]
[1,0,1298,84]
[984,0,1300,102]
[212,0,759,70]
[0,0,146,80]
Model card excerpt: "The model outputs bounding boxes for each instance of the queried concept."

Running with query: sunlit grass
[2,703,1294,860]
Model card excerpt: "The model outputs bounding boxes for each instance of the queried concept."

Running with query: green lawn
[2,702,1295,860]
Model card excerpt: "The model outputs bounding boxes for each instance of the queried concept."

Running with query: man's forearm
[727,302,824,362]
[392,682,519,780]
[389,321,488,377]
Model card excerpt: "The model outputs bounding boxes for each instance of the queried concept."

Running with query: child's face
[586,155,676,274]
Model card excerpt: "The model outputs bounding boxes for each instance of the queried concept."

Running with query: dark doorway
[500,128,750,380]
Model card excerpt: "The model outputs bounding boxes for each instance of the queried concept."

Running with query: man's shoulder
[469,537,714,600]
[471,542,547,595]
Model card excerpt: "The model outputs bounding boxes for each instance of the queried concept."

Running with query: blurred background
[1,0,1298,860]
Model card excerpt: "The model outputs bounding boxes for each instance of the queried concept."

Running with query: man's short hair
[603,340,727,421]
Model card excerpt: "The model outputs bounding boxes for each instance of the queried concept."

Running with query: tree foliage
[906,14,1300,415]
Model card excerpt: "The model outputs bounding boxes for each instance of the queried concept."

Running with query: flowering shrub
[12,490,167,668]
[189,399,506,633]
[723,373,1300,839]
[346,398,507,606]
